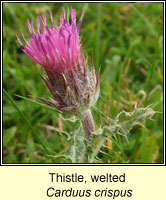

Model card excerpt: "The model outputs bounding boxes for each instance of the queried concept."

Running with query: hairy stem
[79,109,95,139]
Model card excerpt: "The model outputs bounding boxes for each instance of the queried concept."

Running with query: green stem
[79,109,95,139]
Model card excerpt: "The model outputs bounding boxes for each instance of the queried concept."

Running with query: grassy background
[3,2,163,163]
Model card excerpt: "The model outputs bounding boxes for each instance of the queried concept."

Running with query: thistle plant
[16,7,155,163]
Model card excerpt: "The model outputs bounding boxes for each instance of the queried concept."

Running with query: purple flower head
[16,7,84,73]
[17,7,100,114]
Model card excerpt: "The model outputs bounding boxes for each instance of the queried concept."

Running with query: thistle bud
[16,7,100,115]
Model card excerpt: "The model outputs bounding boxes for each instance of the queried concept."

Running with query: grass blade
[3,88,51,155]
[15,94,61,113]
[95,3,102,69]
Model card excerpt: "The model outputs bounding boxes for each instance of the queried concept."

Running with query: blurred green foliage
[3,2,163,163]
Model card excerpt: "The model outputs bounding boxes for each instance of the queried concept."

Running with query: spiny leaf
[105,106,155,137]
[89,135,105,163]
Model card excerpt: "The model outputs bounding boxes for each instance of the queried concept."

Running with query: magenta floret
[16,7,84,73]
